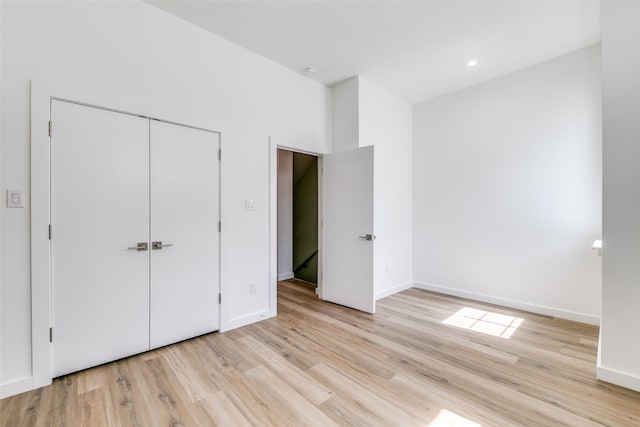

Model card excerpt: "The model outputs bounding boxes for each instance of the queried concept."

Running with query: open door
[322,146,375,313]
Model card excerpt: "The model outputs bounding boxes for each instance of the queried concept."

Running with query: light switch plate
[245,199,256,211]
[7,189,24,208]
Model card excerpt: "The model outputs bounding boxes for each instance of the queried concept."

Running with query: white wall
[330,76,413,299]
[357,78,413,299]
[413,45,602,323]
[599,2,640,392]
[277,150,293,280]
[331,77,359,152]
[0,0,330,394]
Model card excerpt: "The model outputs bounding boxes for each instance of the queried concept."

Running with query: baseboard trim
[597,364,640,392]
[376,281,414,300]
[1,376,50,399]
[277,272,294,281]
[412,281,600,325]
[223,309,275,332]
[596,326,640,392]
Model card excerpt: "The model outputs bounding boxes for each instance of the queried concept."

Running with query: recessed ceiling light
[467,60,478,67]
[302,66,318,76]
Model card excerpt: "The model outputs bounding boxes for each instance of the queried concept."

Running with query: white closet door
[149,120,220,349]
[51,100,150,377]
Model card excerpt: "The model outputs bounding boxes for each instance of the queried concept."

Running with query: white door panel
[51,100,150,377]
[149,120,220,349]
[322,146,375,313]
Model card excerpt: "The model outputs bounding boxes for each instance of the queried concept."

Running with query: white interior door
[149,120,220,349]
[51,100,150,377]
[322,146,375,313]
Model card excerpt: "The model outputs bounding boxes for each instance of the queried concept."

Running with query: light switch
[7,189,24,208]
[245,199,256,212]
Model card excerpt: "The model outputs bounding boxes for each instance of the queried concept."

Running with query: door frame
[30,79,224,391]
[269,142,324,312]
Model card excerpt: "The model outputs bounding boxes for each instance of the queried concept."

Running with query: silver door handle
[128,242,148,251]
[152,241,174,250]
[358,234,376,241]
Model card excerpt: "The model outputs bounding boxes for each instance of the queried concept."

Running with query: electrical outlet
[249,282,256,295]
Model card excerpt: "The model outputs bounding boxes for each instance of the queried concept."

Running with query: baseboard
[223,309,275,332]
[412,281,600,325]
[277,272,294,281]
[596,329,640,392]
[376,281,414,300]
[597,364,640,392]
[1,376,50,399]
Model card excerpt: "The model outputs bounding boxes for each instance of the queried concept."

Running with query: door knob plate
[358,234,375,241]
[152,241,174,250]
[128,242,148,251]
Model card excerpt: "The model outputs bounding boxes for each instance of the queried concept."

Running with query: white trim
[30,81,54,394]
[26,78,226,399]
[269,144,324,309]
[34,79,224,132]
[375,281,413,300]
[0,377,37,400]
[596,329,640,392]
[278,272,295,281]
[597,364,640,392]
[227,310,275,331]
[0,2,3,395]
[276,144,326,157]
[412,281,600,325]
[218,132,226,332]
[269,138,278,326]
[597,327,603,366]
[317,156,324,299]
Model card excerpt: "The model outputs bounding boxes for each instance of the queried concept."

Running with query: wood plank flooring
[2,279,640,426]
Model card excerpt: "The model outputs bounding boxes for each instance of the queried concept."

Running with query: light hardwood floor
[2,280,639,426]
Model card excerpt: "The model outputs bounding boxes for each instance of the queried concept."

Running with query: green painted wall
[293,153,318,283]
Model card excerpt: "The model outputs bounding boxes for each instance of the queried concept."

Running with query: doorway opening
[277,149,319,292]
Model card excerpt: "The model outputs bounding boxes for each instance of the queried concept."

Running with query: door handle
[128,242,148,251]
[152,241,174,250]
[358,234,376,241]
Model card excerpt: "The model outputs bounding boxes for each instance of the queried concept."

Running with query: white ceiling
[148,1,602,104]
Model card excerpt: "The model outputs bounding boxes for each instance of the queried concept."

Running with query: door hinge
[49,327,53,343]
[218,293,222,304]
[218,221,221,232]
[48,121,52,138]
[218,149,221,161]
[48,224,52,240]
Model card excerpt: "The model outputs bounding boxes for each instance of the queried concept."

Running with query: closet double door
[50,100,220,377]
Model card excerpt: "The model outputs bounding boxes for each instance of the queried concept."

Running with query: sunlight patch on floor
[428,409,482,426]
[443,307,524,339]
